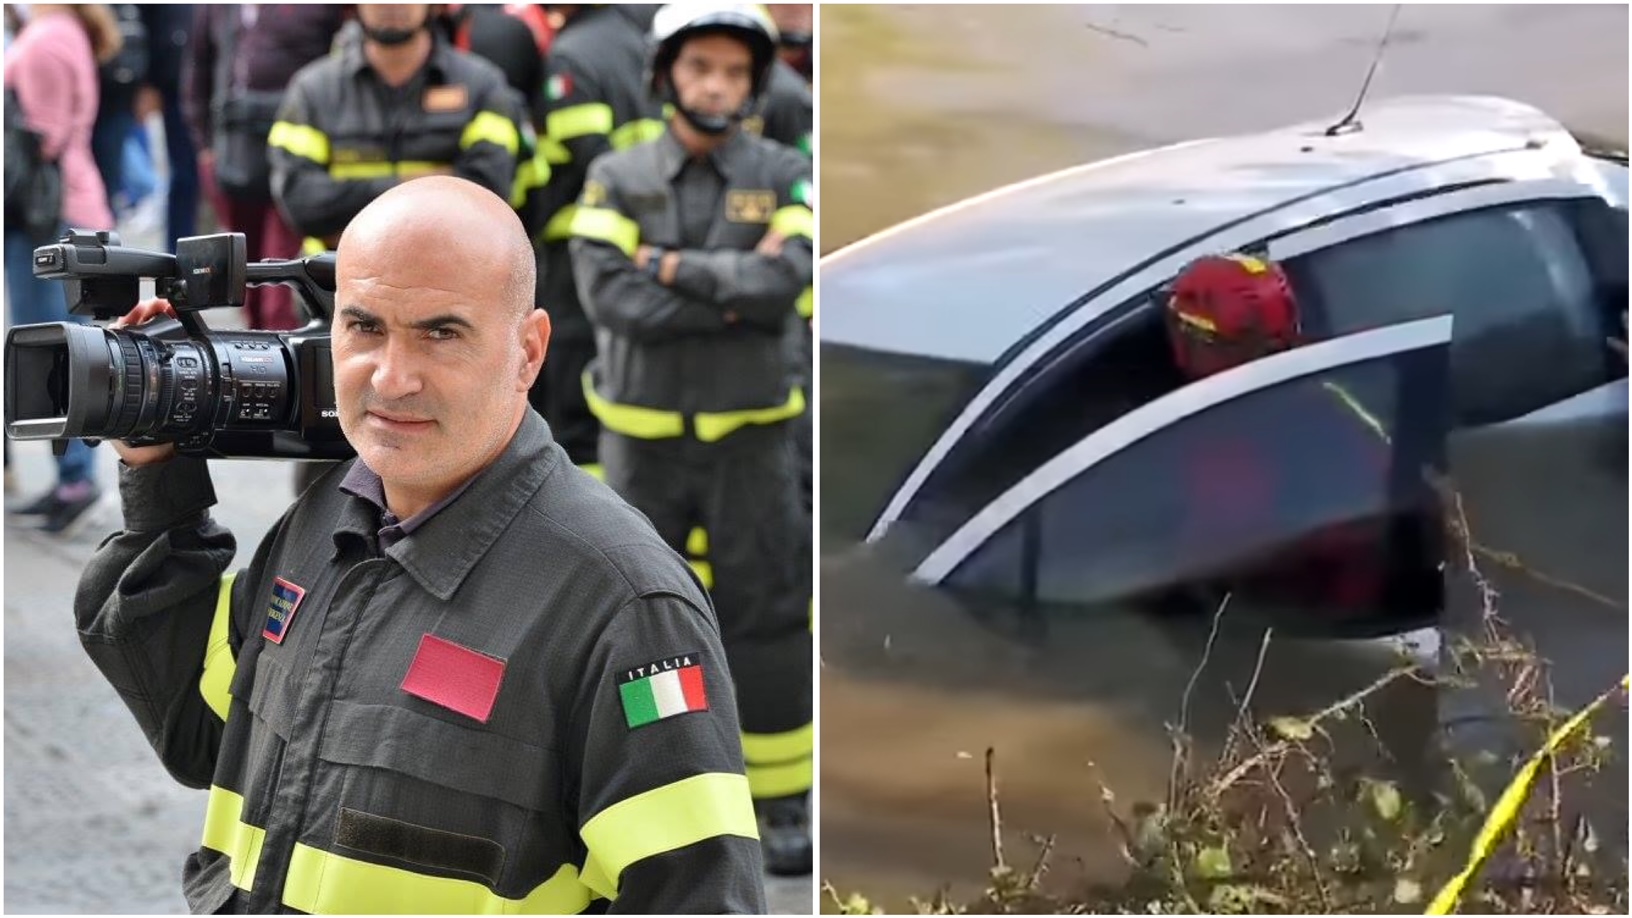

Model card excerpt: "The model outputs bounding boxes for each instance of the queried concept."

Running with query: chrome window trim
[912,315,1453,585]
[867,145,1596,544]
[1268,178,1610,263]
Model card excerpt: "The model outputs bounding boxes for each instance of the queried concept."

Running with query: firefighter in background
[269,2,532,496]
[567,3,814,876]
[269,4,528,252]
[532,4,665,472]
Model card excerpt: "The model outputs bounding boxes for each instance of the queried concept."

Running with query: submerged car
[822,94,1628,640]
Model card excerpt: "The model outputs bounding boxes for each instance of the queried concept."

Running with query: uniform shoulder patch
[581,179,608,208]
[618,653,708,729]
[545,73,574,102]
[424,84,469,113]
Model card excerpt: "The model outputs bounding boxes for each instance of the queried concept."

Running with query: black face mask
[363,23,422,46]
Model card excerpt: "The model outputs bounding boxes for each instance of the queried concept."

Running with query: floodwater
[817,4,1628,910]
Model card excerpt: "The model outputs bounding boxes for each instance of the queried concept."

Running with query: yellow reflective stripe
[689,560,714,591]
[284,843,592,915]
[584,382,805,442]
[511,154,550,209]
[741,724,814,767]
[396,160,452,179]
[301,237,328,256]
[1322,381,1390,445]
[546,102,613,142]
[686,527,709,558]
[578,773,757,901]
[199,572,239,723]
[329,161,396,180]
[540,135,571,165]
[567,206,641,257]
[268,121,330,164]
[203,788,596,913]
[543,203,578,242]
[695,387,806,443]
[769,205,813,239]
[609,118,666,151]
[745,757,813,798]
[582,371,684,438]
[1426,674,1632,915]
[327,161,458,181]
[201,785,266,893]
[461,110,521,156]
[796,286,813,319]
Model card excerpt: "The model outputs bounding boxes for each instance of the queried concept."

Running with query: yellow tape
[1425,674,1631,915]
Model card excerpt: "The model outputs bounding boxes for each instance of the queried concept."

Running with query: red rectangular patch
[400,634,507,723]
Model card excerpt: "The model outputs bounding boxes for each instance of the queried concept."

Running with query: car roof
[822,94,1578,364]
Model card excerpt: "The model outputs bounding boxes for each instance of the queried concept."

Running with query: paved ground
[3,126,810,915]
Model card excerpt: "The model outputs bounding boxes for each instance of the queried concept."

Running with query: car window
[945,348,1447,635]
[1285,202,1587,338]
[892,301,1185,560]
[1282,201,1611,424]
[1444,203,1615,425]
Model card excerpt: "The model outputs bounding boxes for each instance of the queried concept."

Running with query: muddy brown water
[817,4,1627,910]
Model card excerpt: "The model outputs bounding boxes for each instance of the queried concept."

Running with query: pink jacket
[4,10,115,230]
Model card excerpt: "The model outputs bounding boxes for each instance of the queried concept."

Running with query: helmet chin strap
[676,106,736,135]
[667,83,752,136]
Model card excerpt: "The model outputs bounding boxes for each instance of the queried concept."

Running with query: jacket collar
[655,125,752,183]
[329,410,560,601]
[341,24,455,84]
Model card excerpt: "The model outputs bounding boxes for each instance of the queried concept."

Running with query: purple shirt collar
[337,460,479,552]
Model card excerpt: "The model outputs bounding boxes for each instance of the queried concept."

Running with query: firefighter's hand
[755,230,786,257]
[635,245,653,270]
[108,299,181,467]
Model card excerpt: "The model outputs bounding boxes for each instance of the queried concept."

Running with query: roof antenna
[1325,3,1403,137]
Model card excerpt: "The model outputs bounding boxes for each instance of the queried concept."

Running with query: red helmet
[1164,253,1300,380]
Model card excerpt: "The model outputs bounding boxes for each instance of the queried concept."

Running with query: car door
[917,318,1449,638]
[1439,188,1628,849]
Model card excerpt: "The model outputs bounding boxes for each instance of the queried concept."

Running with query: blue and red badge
[263,577,307,644]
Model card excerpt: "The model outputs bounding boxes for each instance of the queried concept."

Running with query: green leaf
[840,893,879,915]
[1364,778,1403,822]
[1195,845,1232,879]
[1267,716,1313,741]
[1209,884,1288,913]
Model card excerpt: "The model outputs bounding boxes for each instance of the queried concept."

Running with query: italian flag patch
[546,73,573,101]
[619,653,709,729]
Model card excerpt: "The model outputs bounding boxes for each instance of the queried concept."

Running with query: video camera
[3,229,352,461]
